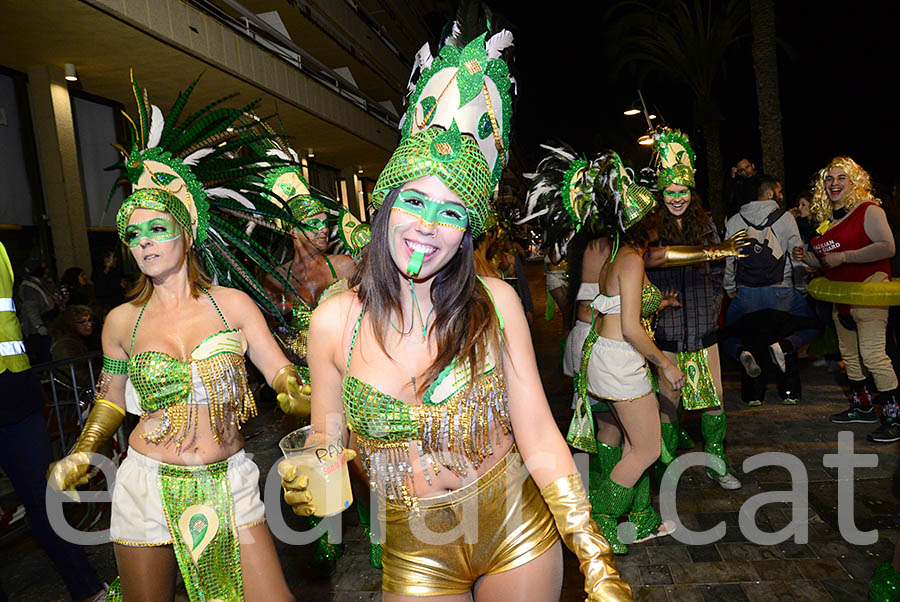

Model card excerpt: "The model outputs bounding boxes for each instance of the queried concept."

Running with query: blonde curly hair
[810,156,879,224]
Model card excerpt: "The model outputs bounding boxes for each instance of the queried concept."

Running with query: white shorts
[563,320,592,378]
[110,448,266,546]
[587,336,653,401]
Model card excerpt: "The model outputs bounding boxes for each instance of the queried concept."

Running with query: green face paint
[393,190,469,231]
[298,217,327,233]
[663,189,690,199]
[124,216,181,248]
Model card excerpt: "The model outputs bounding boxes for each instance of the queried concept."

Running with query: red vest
[810,202,892,283]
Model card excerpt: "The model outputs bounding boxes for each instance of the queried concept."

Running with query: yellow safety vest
[0,242,31,373]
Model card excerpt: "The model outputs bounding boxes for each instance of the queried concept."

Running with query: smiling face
[663,184,692,217]
[125,208,185,277]
[825,167,851,205]
[388,176,468,279]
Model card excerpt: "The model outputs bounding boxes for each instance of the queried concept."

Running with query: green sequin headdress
[372,22,515,238]
[652,128,696,190]
[111,70,300,320]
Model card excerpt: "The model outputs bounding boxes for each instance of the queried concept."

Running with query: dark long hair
[658,189,714,245]
[349,190,500,390]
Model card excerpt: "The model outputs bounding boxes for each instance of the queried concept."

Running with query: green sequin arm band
[103,355,129,375]
[159,461,243,601]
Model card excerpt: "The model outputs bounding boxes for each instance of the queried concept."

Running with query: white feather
[516,208,548,224]
[148,105,164,148]
[408,42,434,93]
[485,30,514,59]
[266,148,291,162]
[184,148,215,166]
[539,144,576,162]
[206,187,254,209]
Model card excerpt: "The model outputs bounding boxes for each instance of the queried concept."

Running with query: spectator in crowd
[14,258,64,364]
[791,191,816,245]
[91,248,126,309]
[721,175,819,406]
[60,267,95,307]
[725,157,759,217]
[50,305,100,390]
[0,242,106,602]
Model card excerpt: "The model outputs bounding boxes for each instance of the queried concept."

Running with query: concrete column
[340,166,365,221]
[26,65,91,276]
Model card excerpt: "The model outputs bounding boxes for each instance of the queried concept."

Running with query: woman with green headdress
[644,128,750,492]
[49,73,308,601]
[280,18,633,601]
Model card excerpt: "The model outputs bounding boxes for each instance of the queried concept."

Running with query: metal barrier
[30,352,102,458]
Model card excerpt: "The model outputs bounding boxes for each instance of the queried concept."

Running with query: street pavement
[1,261,897,601]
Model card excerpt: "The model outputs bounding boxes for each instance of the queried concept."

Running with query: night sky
[477,1,900,201]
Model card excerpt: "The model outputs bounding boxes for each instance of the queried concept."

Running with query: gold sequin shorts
[380,445,560,596]
[110,448,266,547]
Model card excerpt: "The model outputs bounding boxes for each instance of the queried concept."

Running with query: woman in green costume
[281,19,633,602]
[49,73,308,601]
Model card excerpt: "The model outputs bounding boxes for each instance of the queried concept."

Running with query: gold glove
[273,365,311,417]
[279,448,357,516]
[663,230,752,266]
[48,399,125,492]
[540,474,634,602]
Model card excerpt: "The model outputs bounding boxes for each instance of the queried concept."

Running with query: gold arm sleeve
[272,365,311,417]
[48,399,125,491]
[540,474,634,601]
[662,230,752,267]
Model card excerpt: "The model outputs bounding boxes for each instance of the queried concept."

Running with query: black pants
[724,308,803,401]
[0,404,102,600]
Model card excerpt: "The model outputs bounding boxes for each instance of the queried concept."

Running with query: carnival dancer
[795,156,899,443]
[644,128,750,491]
[255,141,379,569]
[49,73,308,601]
[281,20,633,601]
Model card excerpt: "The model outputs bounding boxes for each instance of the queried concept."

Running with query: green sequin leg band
[588,444,621,521]
[158,460,243,601]
[869,562,900,602]
[355,501,383,569]
[308,515,344,567]
[678,349,721,410]
[105,577,122,601]
[701,412,732,477]
[628,470,662,540]
[568,328,599,453]
[592,476,634,556]
[653,421,679,485]
[676,404,696,450]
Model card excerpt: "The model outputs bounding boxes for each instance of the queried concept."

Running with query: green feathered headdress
[112,70,300,321]
[652,128,696,190]
[372,18,514,238]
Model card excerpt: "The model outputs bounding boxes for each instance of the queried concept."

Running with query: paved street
[2,262,898,601]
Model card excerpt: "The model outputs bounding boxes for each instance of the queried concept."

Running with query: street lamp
[64,63,78,82]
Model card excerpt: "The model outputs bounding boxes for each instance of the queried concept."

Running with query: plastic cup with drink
[279,423,353,517]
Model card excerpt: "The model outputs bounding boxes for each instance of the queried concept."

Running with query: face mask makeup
[663,189,690,200]
[299,217,327,232]
[124,216,181,248]
[393,190,469,231]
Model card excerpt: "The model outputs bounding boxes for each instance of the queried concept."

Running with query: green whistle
[407,249,424,277]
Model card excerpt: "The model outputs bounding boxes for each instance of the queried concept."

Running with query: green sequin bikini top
[126,288,257,447]
[341,284,512,511]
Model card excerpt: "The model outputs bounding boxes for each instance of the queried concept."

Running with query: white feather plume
[485,30,514,59]
[539,144,576,161]
[407,42,434,94]
[148,105,164,148]
[206,187,254,209]
[184,148,215,166]
[266,148,291,162]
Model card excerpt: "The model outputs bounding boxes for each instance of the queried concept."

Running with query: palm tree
[606,0,748,227]
[750,0,784,181]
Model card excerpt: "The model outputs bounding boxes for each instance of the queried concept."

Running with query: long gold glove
[273,365,311,417]
[279,448,357,516]
[540,474,634,602]
[662,230,751,266]
[48,399,125,492]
